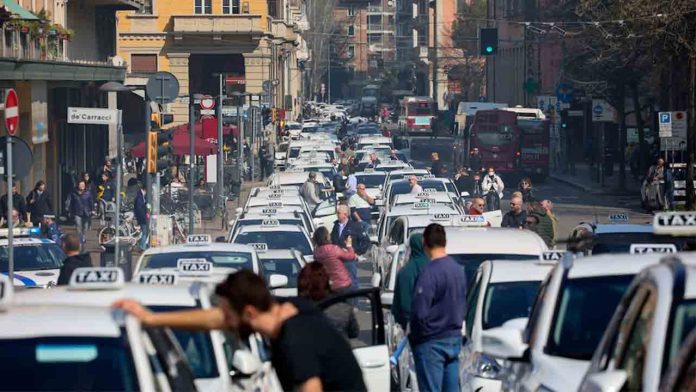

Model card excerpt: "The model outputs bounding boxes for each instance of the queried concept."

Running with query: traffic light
[480,28,498,55]
[560,109,569,130]
[147,113,174,175]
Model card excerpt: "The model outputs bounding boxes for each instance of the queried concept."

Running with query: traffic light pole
[188,99,195,235]
[114,110,123,261]
[144,101,152,210]
[217,74,224,211]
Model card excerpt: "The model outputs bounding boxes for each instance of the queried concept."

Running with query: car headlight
[474,352,501,380]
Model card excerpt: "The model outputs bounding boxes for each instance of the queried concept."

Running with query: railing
[2,27,67,62]
[367,5,395,13]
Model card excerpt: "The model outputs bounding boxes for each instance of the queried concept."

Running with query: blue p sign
[660,112,671,124]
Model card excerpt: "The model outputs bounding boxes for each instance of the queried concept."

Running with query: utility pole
[216,73,224,210]
[327,40,331,103]
[432,0,438,108]
[188,97,195,234]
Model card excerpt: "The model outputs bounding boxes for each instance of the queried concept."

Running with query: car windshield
[0,337,138,390]
[483,281,541,329]
[234,231,312,256]
[450,254,538,285]
[668,299,696,363]
[389,181,448,205]
[260,258,302,288]
[548,275,634,360]
[0,243,65,272]
[475,125,515,147]
[407,102,433,116]
[140,251,254,271]
[591,233,685,254]
[356,174,386,188]
[150,306,218,379]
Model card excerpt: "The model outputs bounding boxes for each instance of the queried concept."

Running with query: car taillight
[515,151,521,156]
[406,118,415,127]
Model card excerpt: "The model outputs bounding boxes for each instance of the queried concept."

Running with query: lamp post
[99,81,132,269]
[230,91,250,207]
[189,93,205,235]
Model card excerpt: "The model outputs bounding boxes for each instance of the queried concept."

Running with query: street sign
[592,99,616,122]
[67,107,119,125]
[145,72,180,105]
[672,111,687,137]
[4,89,18,136]
[555,83,574,103]
[658,111,672,138]
[200,96,215,110]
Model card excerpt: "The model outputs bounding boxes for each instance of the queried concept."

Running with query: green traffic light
[486,46,493,53]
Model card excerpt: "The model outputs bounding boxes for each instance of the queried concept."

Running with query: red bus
[469,110,550,179]
[398,96,436,135]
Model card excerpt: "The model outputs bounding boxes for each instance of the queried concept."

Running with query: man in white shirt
[348,184,374,230]
[408,175,423,194]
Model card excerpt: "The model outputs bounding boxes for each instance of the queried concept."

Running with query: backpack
[353,224,371,255]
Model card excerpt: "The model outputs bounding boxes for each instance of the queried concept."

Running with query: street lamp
[189,92,205,235]
[230,91,250,207]
[99,81,132,270]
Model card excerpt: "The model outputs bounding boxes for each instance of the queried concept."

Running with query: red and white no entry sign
[4,89,18,136]
[200,96,215,110]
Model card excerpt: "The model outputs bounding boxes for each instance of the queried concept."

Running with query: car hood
[6,269,60,287]
[533,354,589,391]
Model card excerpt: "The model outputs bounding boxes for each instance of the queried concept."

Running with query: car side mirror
[380,292,393,308]
[481,317,529,361]
[386,244,399,255]
[583,370,628,392]
[460,191,470,197]
[371,273,381,288]
[230,350,262,377]
[269,274,289,289]
[375,199,385,207]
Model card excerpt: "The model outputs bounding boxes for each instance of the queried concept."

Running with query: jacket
[331,219,363,250]
[134,190,148,225]
[313,244,356,290]
[502,210,527,229]
[431,160,443,177]
[100,180,115,202]
[57,253,93,285]
[469,154,484,172]
[26,190,53,219]
[482,174,504,194]
[0,192,27,219]
[69,189,93,218]
[530,210,555,247]
[299,180,322,209]
[333,173,347,193]
[393,233,429,329]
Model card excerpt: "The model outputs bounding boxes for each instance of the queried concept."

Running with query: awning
[130,129,218,158]
[0,0,39,20]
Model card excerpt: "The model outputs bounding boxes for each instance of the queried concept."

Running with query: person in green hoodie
[528,200,555,247]
[392,232,430,330]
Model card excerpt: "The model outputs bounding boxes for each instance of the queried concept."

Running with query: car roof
[400,214,465,228]
[393,192,454,205]
[486,259,554,283]
[386,204,461,217]
[237,224,304,233]
[594,224,653,235]
[246,197,304,208]
[355,171,386,177]
[245,205,306,214]
[14,283,201,308]
[388,169,429,176]
[141,242,255,255]
[0,306,122,338]
[269,172,326,185]
[239,213,301,220]
[443,227,547,255]
[256,250,299,259]
[566,252,672,278]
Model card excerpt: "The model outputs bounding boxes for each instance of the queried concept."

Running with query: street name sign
[68,107,118,125]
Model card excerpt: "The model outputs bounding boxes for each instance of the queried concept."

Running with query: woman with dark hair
[26,180,53,226]
[519,177,535,203]
[298,263,359,339]
[312,226,356,292]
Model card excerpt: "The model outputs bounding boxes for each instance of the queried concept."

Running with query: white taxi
[267,171,327,188]
[230,213,314,241]
[383,168,430,186]
[0,228,65,288]
[482,251,673,392]
[230,224,314,260]
[257,249,308,297]
[460,255,559,391]
[243,194,312,218]
[0,270,198,391]
[391,192,464,212]
[579,212,696,392]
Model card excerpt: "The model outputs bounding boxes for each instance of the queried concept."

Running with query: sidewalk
[550,163,641,196]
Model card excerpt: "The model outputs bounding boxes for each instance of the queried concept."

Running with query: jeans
[344,260,359,289]
[74,215,90,246]
[139,221,149,251]
[413,336,461,392]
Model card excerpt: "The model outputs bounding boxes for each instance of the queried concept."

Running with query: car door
[318,288,390,392]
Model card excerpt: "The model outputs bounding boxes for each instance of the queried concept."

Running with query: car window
[482,281,541,329]
[318,288,384,348]
[525,274,551,345]
[466,271,483,338]
[145,327,198,391]
[616,287,657,390]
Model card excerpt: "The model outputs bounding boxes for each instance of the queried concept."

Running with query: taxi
[460,254,560,391]
[0,227,65,288]
[229,212,314,241]
[230,224,314,260]
[134,234,262,283]
[243,193,312,217]
[482,251,672,392]
[286,160,337,179]
[354,169,387,199]
[267,171,327,188]
[0,271,198,391]
[356,136,393,150]
[391,191,463,212]
[375,203,463,245]
[383,168,430,186]
[579,212,696,392]
[257,249,307,297]
[379,176,461,210]
[569,213,689,254]
[374,161,412,173]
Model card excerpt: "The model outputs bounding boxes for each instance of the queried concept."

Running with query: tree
[305,0,338,100]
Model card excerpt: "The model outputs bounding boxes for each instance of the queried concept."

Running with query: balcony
[172,14,263,38]
[269,19,298,43]
[367,5,395,15]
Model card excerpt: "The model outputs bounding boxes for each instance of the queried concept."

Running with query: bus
[398,96,436,135]
[452,102,508,168]
[467,109,550,180]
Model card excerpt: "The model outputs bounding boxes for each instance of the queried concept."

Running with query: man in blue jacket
[410,223,467,392]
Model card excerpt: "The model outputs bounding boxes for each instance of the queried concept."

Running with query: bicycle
[98,211,141,244]
[172,213,188,244]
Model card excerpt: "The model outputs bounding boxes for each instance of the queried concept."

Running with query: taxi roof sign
[269,185,282,190]
[268,201,283,207]
[261,208,277,215]
[262,219,280,226]
[0,275,14,311]
[249,243,269,253]
[187,234,211,245]
[431,213,451,221]
[455,215,487,227]
[540,250,566,263]
[267,193,283,200]
[420,198,437,204]
[629,243,677,254]
[413,202,431,210]
[424,188,438,193]
[416,192,430,198]
[136,271,178,285]
[69,267,124,290]
[608,213,629,223]
[177,258,213,276]
[653,212,696,236]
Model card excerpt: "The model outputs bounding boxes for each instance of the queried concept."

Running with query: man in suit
[134,184,149,251]
[330,205,362,289]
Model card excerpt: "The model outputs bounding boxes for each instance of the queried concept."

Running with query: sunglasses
[476,204,485,207]
[525,220,536,225]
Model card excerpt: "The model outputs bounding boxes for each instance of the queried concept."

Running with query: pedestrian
[264,143,274,179]
[80,171,97,199]
[368,152,381,168]
[482,167,504,211]
[330,205,363,290]
[430,152,444,177]
[502,196,527,228]
[468,197,485,215]
[469,148,483,174]
[344,170,357,199]
[408,175,424,194]
[297,262,359,339]
[348,183,374,231]
[392,232,429,330]
[1,208,31,228]
[527,200,555,247]
[97,172,115,203]
[40,214,63,246]
[453,166,474,196]
[541,199,558,239]
[664,165,674,210]
[299,172,322,215]
[26,180,53,227]
[410,223,467,392]
[113,270,367,391]
[518,177,535,203]
[134,184,149,251]
[645,158,666,210]
[333,166,348,196]
[1,181,27,222]
[56,233,93,285]
[69,180,94,246]
[93,160,113,187]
